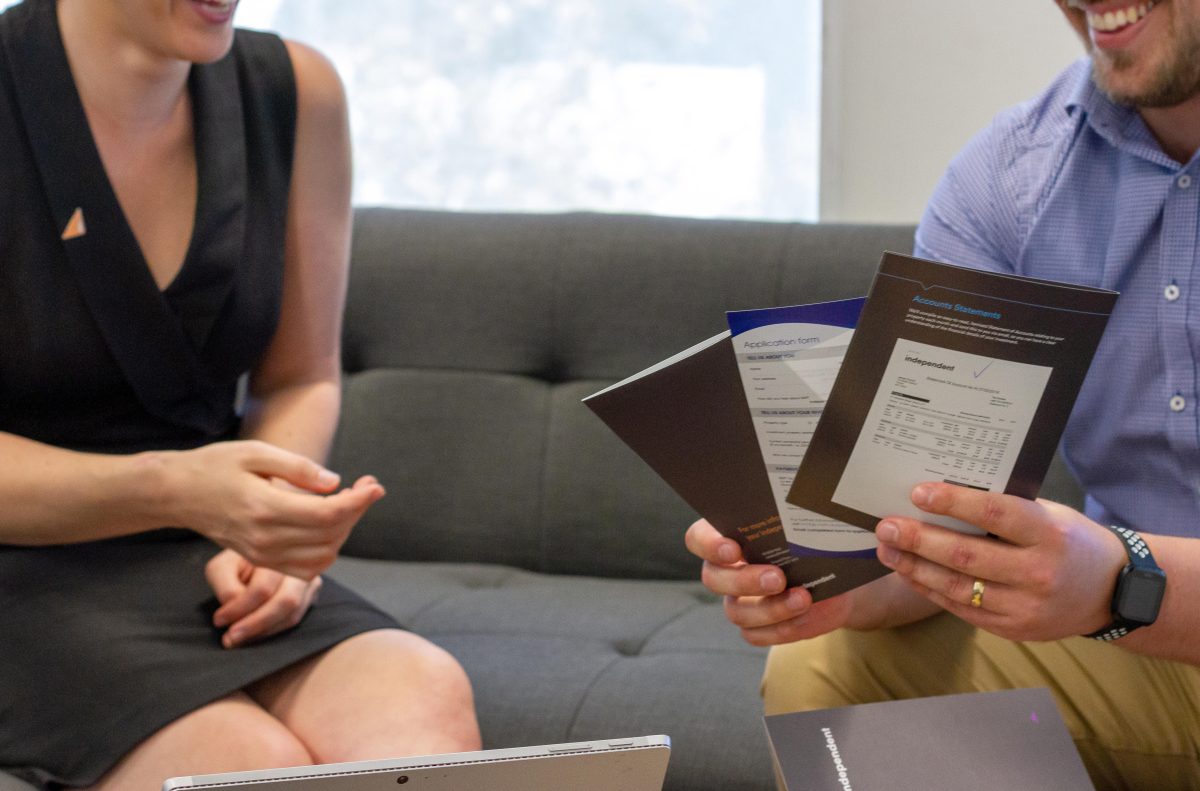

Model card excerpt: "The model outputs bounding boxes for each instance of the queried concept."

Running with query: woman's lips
[188,0,237,26]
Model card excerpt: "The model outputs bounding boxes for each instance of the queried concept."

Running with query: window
[244,1,821,219]
[6,0,821,219]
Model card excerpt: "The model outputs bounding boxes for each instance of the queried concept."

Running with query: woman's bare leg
[247,629,481,762]
[80,691,312,791]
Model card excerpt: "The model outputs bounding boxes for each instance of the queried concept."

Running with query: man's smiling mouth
[1067,1,1158,33]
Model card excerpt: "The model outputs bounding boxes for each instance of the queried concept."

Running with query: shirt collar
[1064,58,1181,169]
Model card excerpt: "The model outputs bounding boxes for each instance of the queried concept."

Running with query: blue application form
[728,299,876,557]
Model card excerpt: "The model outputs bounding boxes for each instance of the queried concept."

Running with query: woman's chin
[175,30,237,65]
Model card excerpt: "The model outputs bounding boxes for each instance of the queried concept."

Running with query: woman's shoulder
[228,30,346,128]
[280,38,348,125]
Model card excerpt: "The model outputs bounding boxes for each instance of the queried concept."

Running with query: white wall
[820,0,1083,223]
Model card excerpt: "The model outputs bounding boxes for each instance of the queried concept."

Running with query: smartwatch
[1086,525,1166,642]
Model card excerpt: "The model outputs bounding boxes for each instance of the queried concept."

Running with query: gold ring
[970,579,985,608]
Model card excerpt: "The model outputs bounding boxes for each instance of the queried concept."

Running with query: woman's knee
[357,630,480,742]
[404,635,475,706]
[251,629,481,757]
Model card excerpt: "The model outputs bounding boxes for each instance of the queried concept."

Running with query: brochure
[585,252,1116,600]
[582,300,888,600]
[726,299,883,588]
[764,687,1095,790]
[787,253,1118,534]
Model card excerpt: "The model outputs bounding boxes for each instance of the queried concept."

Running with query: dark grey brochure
[787,252,1118,535]
[764,687,1095,790]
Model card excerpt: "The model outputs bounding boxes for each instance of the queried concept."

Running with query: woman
[0,1,481,788]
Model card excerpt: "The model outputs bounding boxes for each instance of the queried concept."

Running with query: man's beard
[1091,19,1200,107]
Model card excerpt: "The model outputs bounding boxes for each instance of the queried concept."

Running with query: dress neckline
[4,0,248,344]
[0,0,249,431]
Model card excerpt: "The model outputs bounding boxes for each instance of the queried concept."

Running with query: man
[687,1,1200,786]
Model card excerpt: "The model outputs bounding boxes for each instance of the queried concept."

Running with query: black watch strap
[1087,525,1165,642]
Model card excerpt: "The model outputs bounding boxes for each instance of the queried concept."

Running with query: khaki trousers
[762,613,1200,790]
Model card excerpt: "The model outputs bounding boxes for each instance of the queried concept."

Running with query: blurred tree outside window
[4,0,821,220]
[243,0,820,220]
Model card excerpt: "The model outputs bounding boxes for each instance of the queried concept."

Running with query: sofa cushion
[329,557,775,791]
[334,209,921,579]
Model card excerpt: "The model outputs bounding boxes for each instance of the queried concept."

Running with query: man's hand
[685,518,916,646]
[874,482,1128,641]
[205,548,324,648]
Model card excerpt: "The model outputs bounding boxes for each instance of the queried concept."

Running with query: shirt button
[1170,395,1187,412]
[1179,174,1193,189]
[1165,283,1181,301]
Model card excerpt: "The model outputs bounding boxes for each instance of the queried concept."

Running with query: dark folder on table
[764,688,1094,790]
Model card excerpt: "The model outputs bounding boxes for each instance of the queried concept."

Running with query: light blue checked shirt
[914,58,1200,538]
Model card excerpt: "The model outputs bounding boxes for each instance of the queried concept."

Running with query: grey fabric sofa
[0,208,1083,791]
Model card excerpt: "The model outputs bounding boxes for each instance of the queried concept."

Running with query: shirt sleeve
[913,117,1023,276]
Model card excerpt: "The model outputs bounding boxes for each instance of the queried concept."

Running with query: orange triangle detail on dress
[61,206,87,240]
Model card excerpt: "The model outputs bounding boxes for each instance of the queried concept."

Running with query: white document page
[733,323,877,552]
[832,338,1052,534]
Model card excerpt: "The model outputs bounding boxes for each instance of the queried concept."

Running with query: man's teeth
[1088,2,1156,32]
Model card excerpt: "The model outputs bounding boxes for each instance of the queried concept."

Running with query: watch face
[1115,567,1166,624]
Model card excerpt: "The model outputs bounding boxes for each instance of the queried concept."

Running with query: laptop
[162,735,670,790]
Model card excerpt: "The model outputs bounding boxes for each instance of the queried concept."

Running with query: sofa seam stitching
[563,652,626,739]
[534,221,570,572]
[534,384,554,573]
[776,223,798,304]
[625,599,703,656]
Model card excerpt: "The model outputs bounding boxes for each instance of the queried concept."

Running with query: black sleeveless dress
[0,2,399,787]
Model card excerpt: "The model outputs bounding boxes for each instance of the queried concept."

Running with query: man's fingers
[701,560,786,598]
[910,483,1048,547]
[876,542,1015,615]
[734,593,854,647]
[685,519,744,565]
[723,587,811,629]
[876,517,1028,588]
